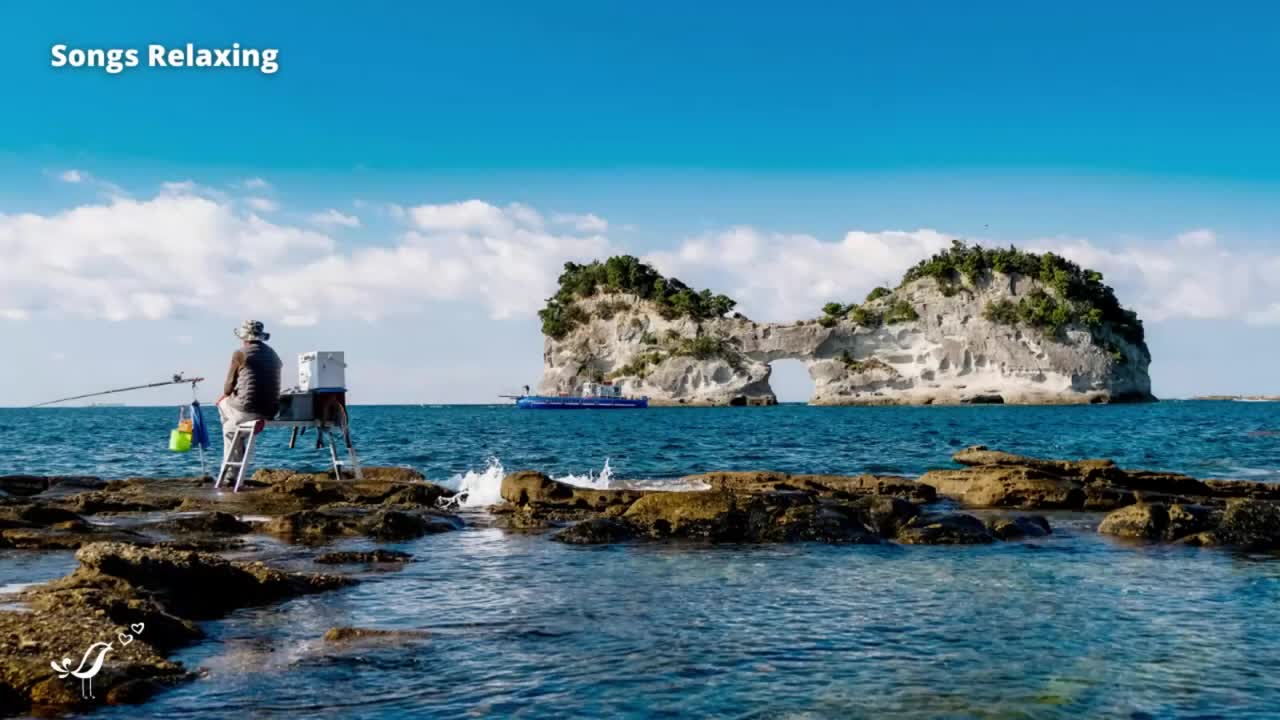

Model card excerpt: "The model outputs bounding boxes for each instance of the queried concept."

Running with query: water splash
[440,457,708,509]
[443,457,507,509]
[553,457,614,489]
[442,457,622,509]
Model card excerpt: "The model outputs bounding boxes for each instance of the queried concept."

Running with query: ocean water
[2,401,1280,718]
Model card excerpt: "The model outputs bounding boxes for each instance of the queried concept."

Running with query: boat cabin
[581,382,622,399]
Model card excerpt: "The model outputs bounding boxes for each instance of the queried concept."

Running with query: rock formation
[537,244,1153,405]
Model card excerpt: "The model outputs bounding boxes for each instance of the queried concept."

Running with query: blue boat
[506,383,649,409]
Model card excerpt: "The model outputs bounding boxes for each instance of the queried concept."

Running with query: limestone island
[537,242,1154,406]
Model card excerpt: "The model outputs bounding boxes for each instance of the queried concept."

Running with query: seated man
[217,320,283,474]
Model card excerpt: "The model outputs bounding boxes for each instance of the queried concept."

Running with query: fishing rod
[31,373,205,408]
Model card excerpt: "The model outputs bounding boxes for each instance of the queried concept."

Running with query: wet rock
[104,677,169,705]
[1082,484,1135,511]
[1099,503,1217,542]
[263,509,365,542]
[254,466,427,485]
[0,475,103,497]
[322,627,430,643]
[0,525,154,551]
[1119,471,1213,498]
[500,471,646,511]
[896,513,995,544]
[72,542,353,619]
[58,490,185,515]
[1206,499,1280,549]
[952,446,1117,477]
[264,507,463,543]
[748,497,882,544]
[270,476,453,509]
[1098,503,1168,540]
[0,503,84,527]
[315,550,415,564]
[361,509,463,540]
[553,518,639,544]
[691,471,936,503]
[156,538,248,552]
[925,447,1229,511]
[1165,504,1219,541]
[986,515,1052,540]
[851,495,920,536]
[1204,478,1280,501]
[170,511,251,535]
[488,506,562,530]
[920,466,1085,509]
[621,490,741,539]
[1,541,352,716]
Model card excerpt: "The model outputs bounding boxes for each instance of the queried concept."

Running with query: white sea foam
[441,457,706,509]
[443,457,508,509]
[552,457,616,489]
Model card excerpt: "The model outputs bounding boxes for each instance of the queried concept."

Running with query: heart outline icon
[118,632,133,646]
[130,623,145,635]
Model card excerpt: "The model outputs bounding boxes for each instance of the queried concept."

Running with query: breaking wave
[440,457,705,509]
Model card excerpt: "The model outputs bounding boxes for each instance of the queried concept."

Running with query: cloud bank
[3,175,1279,332]
[0,186,609,325]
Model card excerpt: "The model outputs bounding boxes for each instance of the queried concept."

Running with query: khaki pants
[216,398,267,467]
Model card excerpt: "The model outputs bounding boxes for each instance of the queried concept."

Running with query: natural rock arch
[536,246,1153,406]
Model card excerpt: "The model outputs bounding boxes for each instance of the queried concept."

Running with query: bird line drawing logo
[50,622,145,699]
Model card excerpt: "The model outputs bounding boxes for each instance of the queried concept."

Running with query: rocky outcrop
[314,550,415,564]
[493,471,1044,546]
[538,255,1152,406]
[322,627,431,644]
[1099,499,1280,549]
[918,445,1255,511]
[0,542,351,716]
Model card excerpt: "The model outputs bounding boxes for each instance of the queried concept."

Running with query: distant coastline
[1190,395,1280,401]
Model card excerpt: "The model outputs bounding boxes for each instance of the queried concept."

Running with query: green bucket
[169,429,192,453]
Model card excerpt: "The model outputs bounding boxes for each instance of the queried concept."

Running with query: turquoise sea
[3,401,1280,719]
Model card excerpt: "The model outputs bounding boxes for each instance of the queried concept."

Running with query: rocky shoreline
[1,449,1278,716]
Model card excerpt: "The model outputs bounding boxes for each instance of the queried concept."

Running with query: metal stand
[214,414,362,493]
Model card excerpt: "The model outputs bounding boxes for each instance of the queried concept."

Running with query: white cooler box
[299,351,346,391]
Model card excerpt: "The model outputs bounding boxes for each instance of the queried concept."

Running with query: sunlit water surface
[1,401,1278,718]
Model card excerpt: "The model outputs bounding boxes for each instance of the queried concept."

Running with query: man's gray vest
[232,341,283,416]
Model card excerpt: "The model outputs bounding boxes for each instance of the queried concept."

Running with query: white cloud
[12,177,1274,333]
[308,208,361,228]
[240,177,270,190]
[650,225,1280,327]
[0,187,611,325]
[1038,232,1280,325]
[0,191,335,323]
[281,314,318,327]
[552,212,608,233]
[647,227,954,320]
[245,197,278,213]
[258,200,609,320]
[162,180,197,194]
[408,199,547,235]
[58,169,85,184]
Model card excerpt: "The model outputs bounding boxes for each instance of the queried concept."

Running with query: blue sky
[2,2,1279,405]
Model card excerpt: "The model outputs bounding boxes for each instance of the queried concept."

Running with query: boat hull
[515,396,648,409]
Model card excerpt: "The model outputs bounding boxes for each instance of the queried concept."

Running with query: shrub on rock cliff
[540,256,737,339]
[865,286,892,302]
[903,240,1145,347]
[883,298,920,324]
